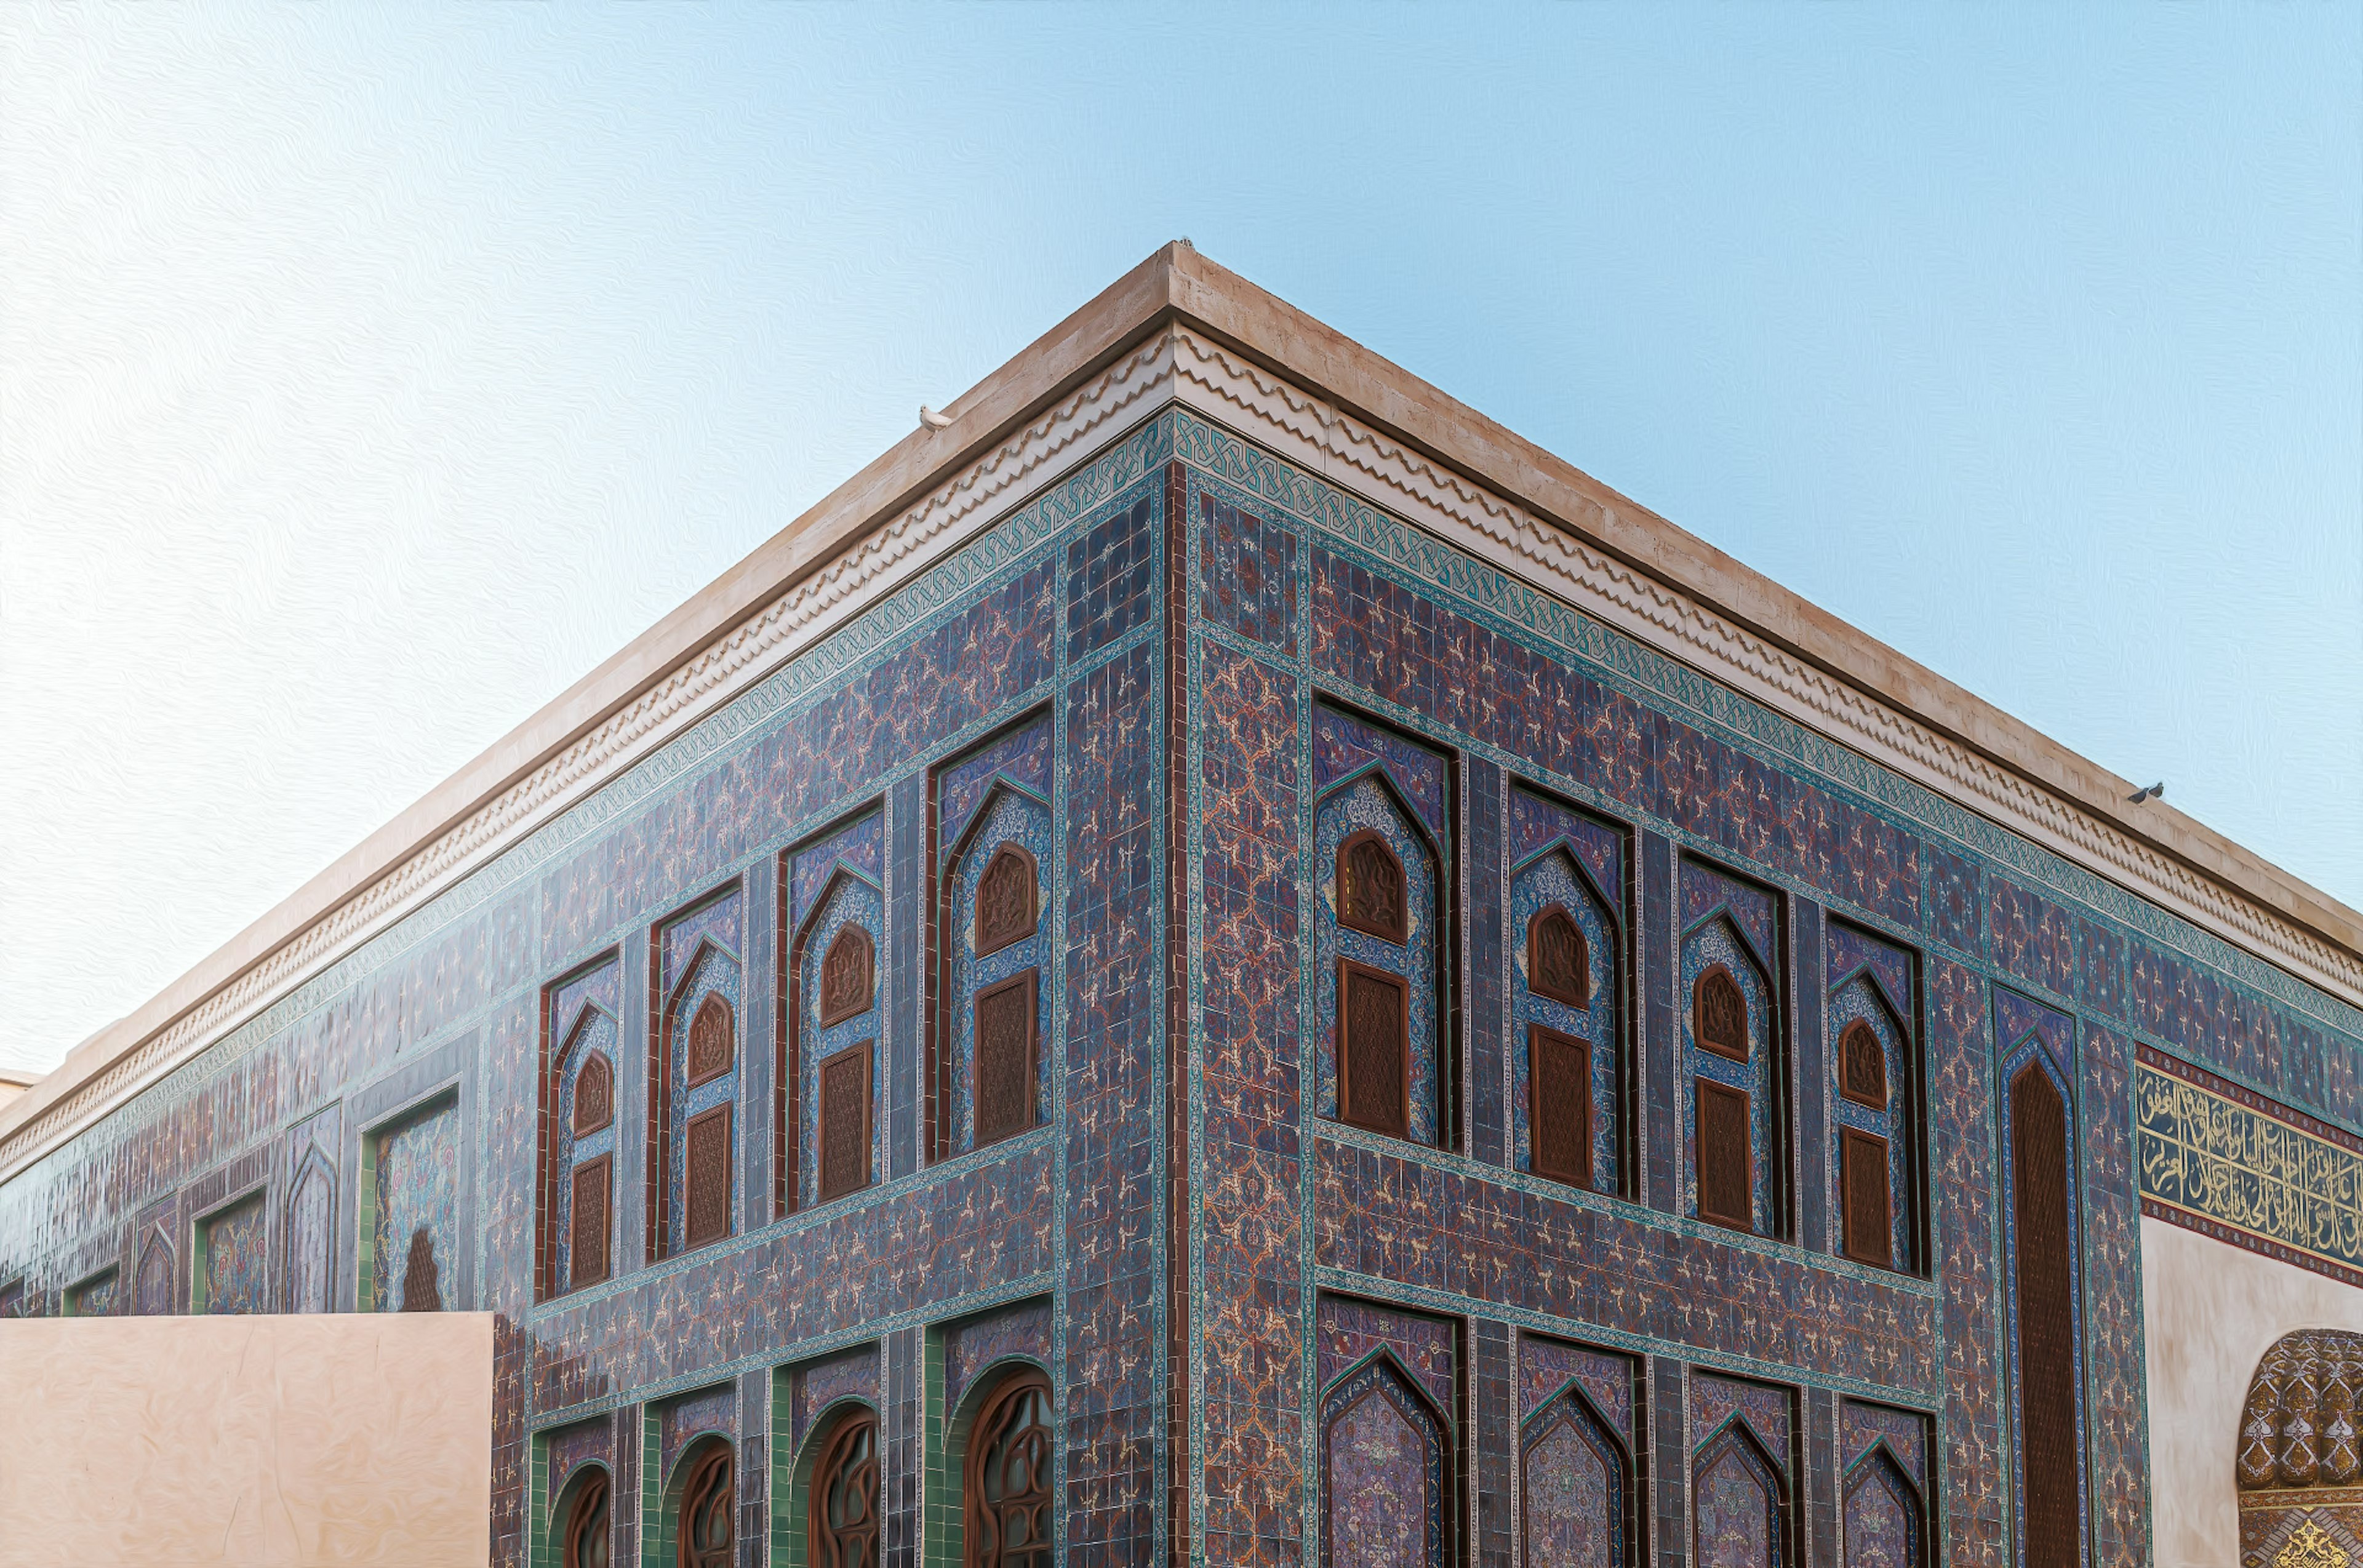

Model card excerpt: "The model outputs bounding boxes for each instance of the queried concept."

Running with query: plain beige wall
[0,1310,492,1568]
[2144,1217,2363,1568]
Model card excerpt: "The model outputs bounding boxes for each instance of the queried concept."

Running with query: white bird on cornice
[918,405,952,431]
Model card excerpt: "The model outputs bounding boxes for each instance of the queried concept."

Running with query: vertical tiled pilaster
[1466,759,1507,1169]
[742,858,777,1242]
[889,775,925,1183]
[615,1401,642,1568]
[1642,833,1679,1216]
[1804,1385,1838,1568]
[1472,1317,1513,1568]
[739,1366,769,1568]
[1793,898,1828,1256]
[620,927,651,1277]
[886,1324,922,1568]
[1653,1357,1687,1568]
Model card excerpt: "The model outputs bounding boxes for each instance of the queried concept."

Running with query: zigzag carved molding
[1167,327,2363,1010]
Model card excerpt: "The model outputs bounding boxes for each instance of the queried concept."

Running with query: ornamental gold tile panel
[2137,1045,2363,1286]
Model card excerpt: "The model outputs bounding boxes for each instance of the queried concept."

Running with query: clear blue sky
[3,6,2357,1074]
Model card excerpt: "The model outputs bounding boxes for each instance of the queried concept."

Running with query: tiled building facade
[2,246,2360,1568]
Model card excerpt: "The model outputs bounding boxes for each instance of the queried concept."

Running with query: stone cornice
[0,329,1179,1182]
[4,241,2355,1181]
[1164,327,2363,1010]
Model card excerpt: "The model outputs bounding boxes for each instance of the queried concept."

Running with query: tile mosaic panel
[545,1415,613,1503]
[794,871,885,1209]
[792,1345,881,1452]
[657,1382,737,1494]
[1511,842,1623,1190]
[943,784,1052,1155]
[659,890,742,1257]
[1522,1393,1627,1568]
[939,711,1054,861]
[788,812,887,937]
[1311,704,1450,839]
[1840,1401,1929,1494]
[1519,1336,1636,1442]
[1692,1374,1793,1473]
[1827,964,1915,1270]
[1681,903,1784,1236]
[71,1267,118,1318]
[1314,769,1443,1145]
[1321,1353,1448,1568]
[282,1102,340,1313]
[1842,1450,1921,1568]
[1197,487,1298,655]
[945,1297,1053,1413]
[1315,1295,1457,1418]
[372,1095,458,1312]
[2136,1044,2363,1287]
[201,1193,268,1315]
[1693,1420,1786,1568]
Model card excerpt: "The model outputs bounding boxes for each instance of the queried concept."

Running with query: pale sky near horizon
[2,7,2357,1077]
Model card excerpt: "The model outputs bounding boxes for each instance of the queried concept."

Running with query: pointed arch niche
[1999,990,2084,1568]
[1825,922,1922,1274]
[651,887,744,1262]
[1838,1401,1929,1568]
[1313,705,1452,1150]
[1315,1294,1455,1568]
[788,854,884,1212]
[1690,1374,1795,1568]
[540,953,622,1300]
[1508,789,1628,1194]
[1518,1335,1639,1568]
[1679,858,1788,1239]
[934,716,1054,1161]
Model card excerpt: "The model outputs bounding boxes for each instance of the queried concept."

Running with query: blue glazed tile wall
[1,402,2359,1568]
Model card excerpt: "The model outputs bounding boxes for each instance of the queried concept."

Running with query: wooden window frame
[1695,1076,1754,1232]
[974,843,1041,959]
[572,1052,615,1137]
[817,1041,875,1202]
[678,1439,734,1568]
[1527,903,1591,1008]
[973,969,1041,1148]
[818,925,876,1027]
[684,993,735,1090]
[963,1369,1054,1568]
[1337,958,1412,1141]
[1839,1127,1893,1268]
[1838,1019,1889,1111]
[1335,828,1410,945]
[809,1408,880,1568]
[683,1103,732,1250]
[1693,964,1751,1063]
[569,1153,612,1290]
[563,1468,610,1568]
[1529,1023,1594,1188]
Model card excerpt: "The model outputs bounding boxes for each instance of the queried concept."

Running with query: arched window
[574,1054,615,1135]
[1512,831,1624,1196]
[1529,906,1589,1007]
[1695,967,1748,1062]
[678,1439,734,1568]
[1681,892,1783,1239]
[976,846,1040,958]
[820,926,876,1026]
[687,994,735,1087]
[561,1468,610,1568]
[1837,1022,1886,1110]
[2010,1059,2077,1568]
[1337,830,1409,944]
[964,1371,1053,1568]
[810,1410,880,1568]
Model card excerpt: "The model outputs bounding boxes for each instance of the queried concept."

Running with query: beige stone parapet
[0,1310,494,1567]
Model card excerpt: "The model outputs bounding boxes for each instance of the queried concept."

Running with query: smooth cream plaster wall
[2145,1217,2363,1568]
[0,1310,492,1568]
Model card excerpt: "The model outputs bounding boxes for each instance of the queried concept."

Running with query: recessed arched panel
[1512,840,1625,1194]
[1523,1388,1629,1568]
[1681,901,1783,1239]
[1316,762,1445,1150]
[1999,1009,2084,1568]
[283,1147,336,1314]
[1694,1423,1785,1568]
[1828,953,1917,1274]
[1842,1449,1922,1568]
[657,911,742,1259]
[941,782,1052,1159]
[556,1465,611,1568]
[1321,1354,1447,1568]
